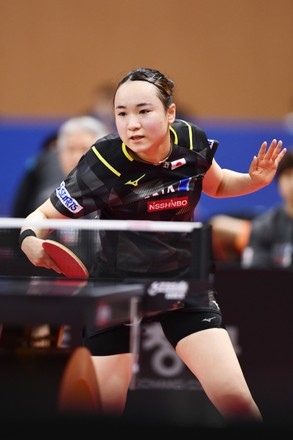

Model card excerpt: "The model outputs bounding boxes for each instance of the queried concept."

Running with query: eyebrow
[115,102,152,110]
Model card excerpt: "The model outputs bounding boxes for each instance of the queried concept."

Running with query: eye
[117,111,126,117]
[140,109,150,114]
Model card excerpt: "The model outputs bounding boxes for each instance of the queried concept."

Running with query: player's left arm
[202,139,286,198]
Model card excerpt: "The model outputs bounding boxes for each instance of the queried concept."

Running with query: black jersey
[50,119,218,274]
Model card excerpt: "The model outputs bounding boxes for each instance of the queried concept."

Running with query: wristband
[19,229,37,247]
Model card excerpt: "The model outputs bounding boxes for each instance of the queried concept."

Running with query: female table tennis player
[20,67,286,423]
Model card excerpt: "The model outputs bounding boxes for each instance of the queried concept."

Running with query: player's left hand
[249,139,287,187]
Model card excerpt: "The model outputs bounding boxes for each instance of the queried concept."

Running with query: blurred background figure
[208,214,252,263]
[12,116,110,218]
[242,149,293,268]
[12,133,58,218]
[11,132,58,218]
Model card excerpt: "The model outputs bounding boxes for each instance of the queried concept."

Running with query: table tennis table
[0,275,212,328]
[0,275,213,417]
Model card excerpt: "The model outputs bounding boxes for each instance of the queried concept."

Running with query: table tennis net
[0,218,214,281]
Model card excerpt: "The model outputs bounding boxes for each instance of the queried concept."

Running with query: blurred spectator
[208,214,252,263]
[12,116,109,217]
[11,132,58,218]
[242,149,293,268]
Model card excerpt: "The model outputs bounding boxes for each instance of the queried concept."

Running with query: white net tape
[0,217,203,233]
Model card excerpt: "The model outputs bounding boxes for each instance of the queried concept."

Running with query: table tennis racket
[42,239,89,279]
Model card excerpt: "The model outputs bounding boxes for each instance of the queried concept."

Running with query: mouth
[130,135,144,141]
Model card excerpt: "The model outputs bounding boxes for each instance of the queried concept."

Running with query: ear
[167,103,176,124]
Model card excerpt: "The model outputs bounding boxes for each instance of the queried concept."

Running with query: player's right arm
[19,199,66,273]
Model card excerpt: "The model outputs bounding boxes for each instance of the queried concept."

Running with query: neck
[143,145,173,165]
[130,141,173,166]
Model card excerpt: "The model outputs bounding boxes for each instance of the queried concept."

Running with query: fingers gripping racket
[42,239,89,279]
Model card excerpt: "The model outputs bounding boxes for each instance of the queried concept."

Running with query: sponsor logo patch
[148,281,189,300]
[147,196,188,212]
[56,181,83,213]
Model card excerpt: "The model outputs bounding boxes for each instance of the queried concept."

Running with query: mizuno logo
[202,316,216,323]
[125,174,146,186]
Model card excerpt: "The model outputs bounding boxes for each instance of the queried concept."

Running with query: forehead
[115,80,159,105]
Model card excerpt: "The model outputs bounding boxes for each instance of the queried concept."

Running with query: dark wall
[214,266,293,425]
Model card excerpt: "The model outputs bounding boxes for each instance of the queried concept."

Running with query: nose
[127,115,141,131]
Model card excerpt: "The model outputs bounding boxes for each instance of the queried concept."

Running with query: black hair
[115,67,175,111]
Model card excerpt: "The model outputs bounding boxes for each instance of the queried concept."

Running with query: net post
[129,296,141,389]
[190,223,214,282]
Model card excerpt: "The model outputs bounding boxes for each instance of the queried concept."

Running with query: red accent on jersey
[170,158,186,170]
[147,196,188,212]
